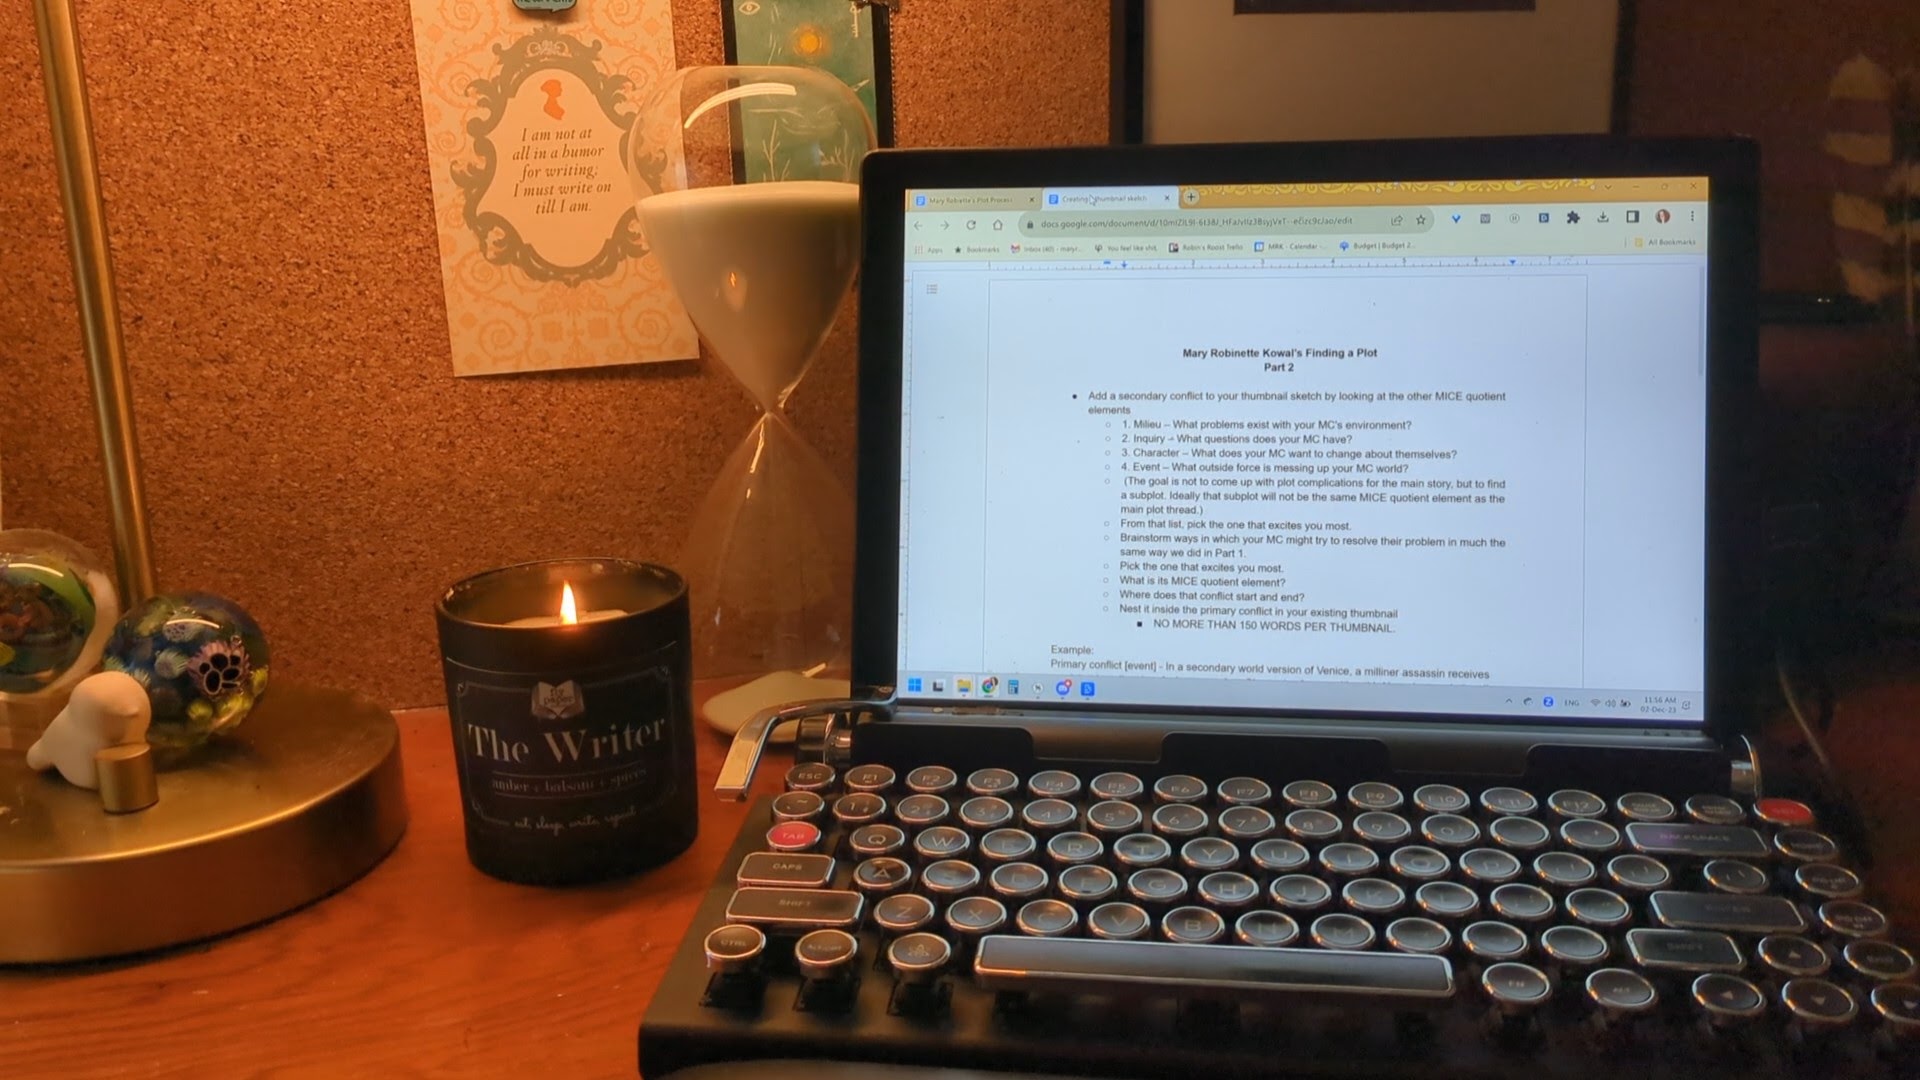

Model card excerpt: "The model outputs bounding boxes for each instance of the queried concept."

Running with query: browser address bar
[1015,208,1433,236]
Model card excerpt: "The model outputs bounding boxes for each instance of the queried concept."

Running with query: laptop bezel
[854,136,1762,744]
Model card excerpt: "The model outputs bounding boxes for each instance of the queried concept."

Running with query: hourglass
[631,67,874,688]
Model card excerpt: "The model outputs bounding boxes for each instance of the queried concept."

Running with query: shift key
[725,887,865,932]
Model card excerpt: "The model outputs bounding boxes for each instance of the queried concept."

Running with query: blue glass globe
[104,592,270,749]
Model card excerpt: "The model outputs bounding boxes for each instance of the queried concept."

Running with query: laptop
[639,138,1915,1077]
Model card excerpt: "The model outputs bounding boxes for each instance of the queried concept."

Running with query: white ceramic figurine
[25,670,152,789]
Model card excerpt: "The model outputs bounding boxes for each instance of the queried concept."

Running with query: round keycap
[1153,774,1208,804]
[1282,779,1337,809]
[1180,837,1240,873]
[1089,771,1145,802]
[1086,799,1145,837]
[1540,924,1610,967]
[1089,901,1151,940]
[1217,776,1273,806]
[1533,851,1597,889]
[1386,916,1453,955]
[1017,899,1080,937]
[1685,795,1745,826]
[1420,814,1481,849]
[1415,881,1481,921]
[1796,863,1863,900]
[1027,769,1082,800]
[1701,858,1769,895]
[944,896,1008,936]
[1774,829,1839,864]
[1270,874,1334,912]
[887,932,952,984]
[1459,847,1523,887]
[1022,798,1078,833]
[832,792,887,826]
[1821,901,1890,940]
[1319,843,1380,877]
[1547,789,1606,819]
[1342,877,1407,917]
[1489,816,1551,852]
[1587,968,1658,1015]
[1780,978,1857,1027]
[842,764,895,794]
[1347,782,1404,812]
[1198,870,1260,909]
[855,857,914,895]
[1844,940,1918,983]
[1250,838,1311,874]
[1353,811,1413,846]
[1127,867,1191,906]
[872,892,936,935]
[1412,783,1471,814]
[989,861,1049,901]
[1463,920,1530,962]
[1692,973,1766,1025]
[1758,934,1832,978]
[1605,854,1671,892]
[895,793,950,828]
[1388,845,1451,883]
[1754,798,1815,829]
[1870,983,1920,1035]
[784,763,836,793]
[1479,787,1538,817]
[1058,863,1119,905]
[1311,912,1377,950]
[1559,818,1622,855]
[980,828,1038,863]
[1285,808,1343,843]
[766,821,822,853]
[1046,831,1104,867]
[921,859,981,897]
[1235,909,1301,947]
[704,924,766,973]
[1150,803,1208,839]
[1482,962,1552,1010]
[1490,883,1555,923]
[1113,833,1173,870]
[914,825,973,862]
[1218,805,1278,842]
[1615,792,1676,823]
[794,929,859,980]
[906,765,958,795]
[1565,887,1632,929]
[958,796,1015,832]
[849,823,907,858]
[965,767,1020,796]
[1163,905,1227,944]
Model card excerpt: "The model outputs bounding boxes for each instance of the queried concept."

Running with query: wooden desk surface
[0,708,784,1080]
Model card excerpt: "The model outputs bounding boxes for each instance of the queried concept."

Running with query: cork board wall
[0,0,1111,707]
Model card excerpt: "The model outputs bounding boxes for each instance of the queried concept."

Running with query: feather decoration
[1826,55,1896,305]
[1896,68,1919,334]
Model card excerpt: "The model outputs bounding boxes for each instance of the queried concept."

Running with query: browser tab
[1041,187,1179,210]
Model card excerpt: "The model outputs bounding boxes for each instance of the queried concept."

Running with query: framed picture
[1112,0,1635,145]
[722,0,895,183]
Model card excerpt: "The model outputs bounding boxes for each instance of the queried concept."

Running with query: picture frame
[1112,0,1636,145]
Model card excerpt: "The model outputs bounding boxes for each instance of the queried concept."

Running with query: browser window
[893,178,1712,726]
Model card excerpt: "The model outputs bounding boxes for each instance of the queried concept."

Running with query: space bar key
[974,936,1456,1008]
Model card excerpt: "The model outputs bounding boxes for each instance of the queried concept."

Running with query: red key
[1754,798,1815,829]
[767,820,823,853]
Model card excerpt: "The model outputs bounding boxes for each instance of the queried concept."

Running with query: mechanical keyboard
[639,763,1918,1078]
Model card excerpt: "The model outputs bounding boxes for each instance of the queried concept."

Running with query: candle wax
[502,608,629,628]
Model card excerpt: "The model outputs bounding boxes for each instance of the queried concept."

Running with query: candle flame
[560,582,579,625]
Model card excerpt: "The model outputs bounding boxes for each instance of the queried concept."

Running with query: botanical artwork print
[728,0,885,182]
[410,0,697,375]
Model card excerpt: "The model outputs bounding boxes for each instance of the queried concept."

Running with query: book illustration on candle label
[723,0,893,182]
[409,2,696,375]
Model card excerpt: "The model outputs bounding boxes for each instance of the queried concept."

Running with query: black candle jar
[436,559,696,885]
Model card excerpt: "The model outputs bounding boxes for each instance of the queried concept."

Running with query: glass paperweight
[0,529,118,750]
[104,592,270,751]
[630,66,873,681]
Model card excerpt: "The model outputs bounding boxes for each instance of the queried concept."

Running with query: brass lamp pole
[31,0,158,603]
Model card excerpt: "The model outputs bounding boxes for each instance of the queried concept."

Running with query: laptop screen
[890,176,1711,728]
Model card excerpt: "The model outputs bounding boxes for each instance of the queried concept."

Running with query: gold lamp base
[0,683,408,964]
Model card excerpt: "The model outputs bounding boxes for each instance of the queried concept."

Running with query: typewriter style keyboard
[640,764,1919,1078]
